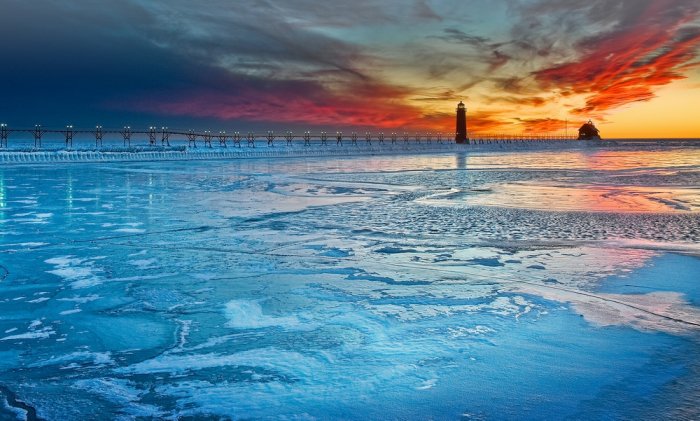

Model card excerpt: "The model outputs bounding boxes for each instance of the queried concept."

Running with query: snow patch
[0,327,55,341]
[45,255,104,288]
[225,300,300,330]
[59,309,82,315]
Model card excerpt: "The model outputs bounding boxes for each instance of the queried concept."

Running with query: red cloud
[534,0,700,116]
[466,111,513,133]
[129,82,421,130]
[126,75,516,133]
[131,82,523,135]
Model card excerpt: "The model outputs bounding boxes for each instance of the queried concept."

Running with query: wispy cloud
[531,0,700,116]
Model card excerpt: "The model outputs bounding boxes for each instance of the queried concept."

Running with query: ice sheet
[0,146,699,419]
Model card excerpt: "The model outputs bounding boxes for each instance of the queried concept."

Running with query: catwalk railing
[0,124,579,149]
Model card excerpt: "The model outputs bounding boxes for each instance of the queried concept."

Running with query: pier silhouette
[0,124,577,149]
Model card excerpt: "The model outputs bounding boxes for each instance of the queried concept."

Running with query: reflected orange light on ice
[462,149,700,171]
[473,184,699,213]
[445,149,700,213]
[581,149,700,171]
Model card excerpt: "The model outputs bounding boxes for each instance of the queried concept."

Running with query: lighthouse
[455,101,468,144]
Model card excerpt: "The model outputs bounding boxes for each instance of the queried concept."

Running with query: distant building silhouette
[455,101,468,144]
[578,120,601,140]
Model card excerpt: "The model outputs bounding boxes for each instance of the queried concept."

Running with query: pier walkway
[0,124,577,148]
[0,124,584,164]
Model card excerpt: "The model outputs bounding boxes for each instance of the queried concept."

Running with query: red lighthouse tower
[455,101,468,144]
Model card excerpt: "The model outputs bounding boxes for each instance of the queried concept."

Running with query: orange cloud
[516,118,569,133]
[534,0,700,117]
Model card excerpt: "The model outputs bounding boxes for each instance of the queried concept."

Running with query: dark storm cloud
[128,0,371,80]
[0,0,457,130]
[429,28,514,72]
[433,29,491,47]
[0,0,427,128]
[0,1,204,125]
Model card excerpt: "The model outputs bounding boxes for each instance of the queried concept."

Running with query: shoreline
[0,139,697,164]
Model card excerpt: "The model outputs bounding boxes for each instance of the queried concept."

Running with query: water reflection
[583,149,700,171]
[463,148,700,171]
[0,172,5,223]
[458,184,700,213]
[395,148,700,213]
[456,153,467,170]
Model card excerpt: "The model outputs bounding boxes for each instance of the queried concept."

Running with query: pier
[0,124,578,150]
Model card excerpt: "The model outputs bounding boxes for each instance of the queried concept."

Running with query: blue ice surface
[0,149,698,419]
[597,252,700,305]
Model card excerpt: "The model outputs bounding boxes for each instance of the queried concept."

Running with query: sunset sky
[2,0,700,137]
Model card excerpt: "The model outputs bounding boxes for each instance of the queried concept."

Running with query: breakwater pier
[0,124,577,149]
[0,124,587,164]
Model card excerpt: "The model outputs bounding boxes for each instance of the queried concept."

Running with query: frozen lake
[1,146,699,419]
